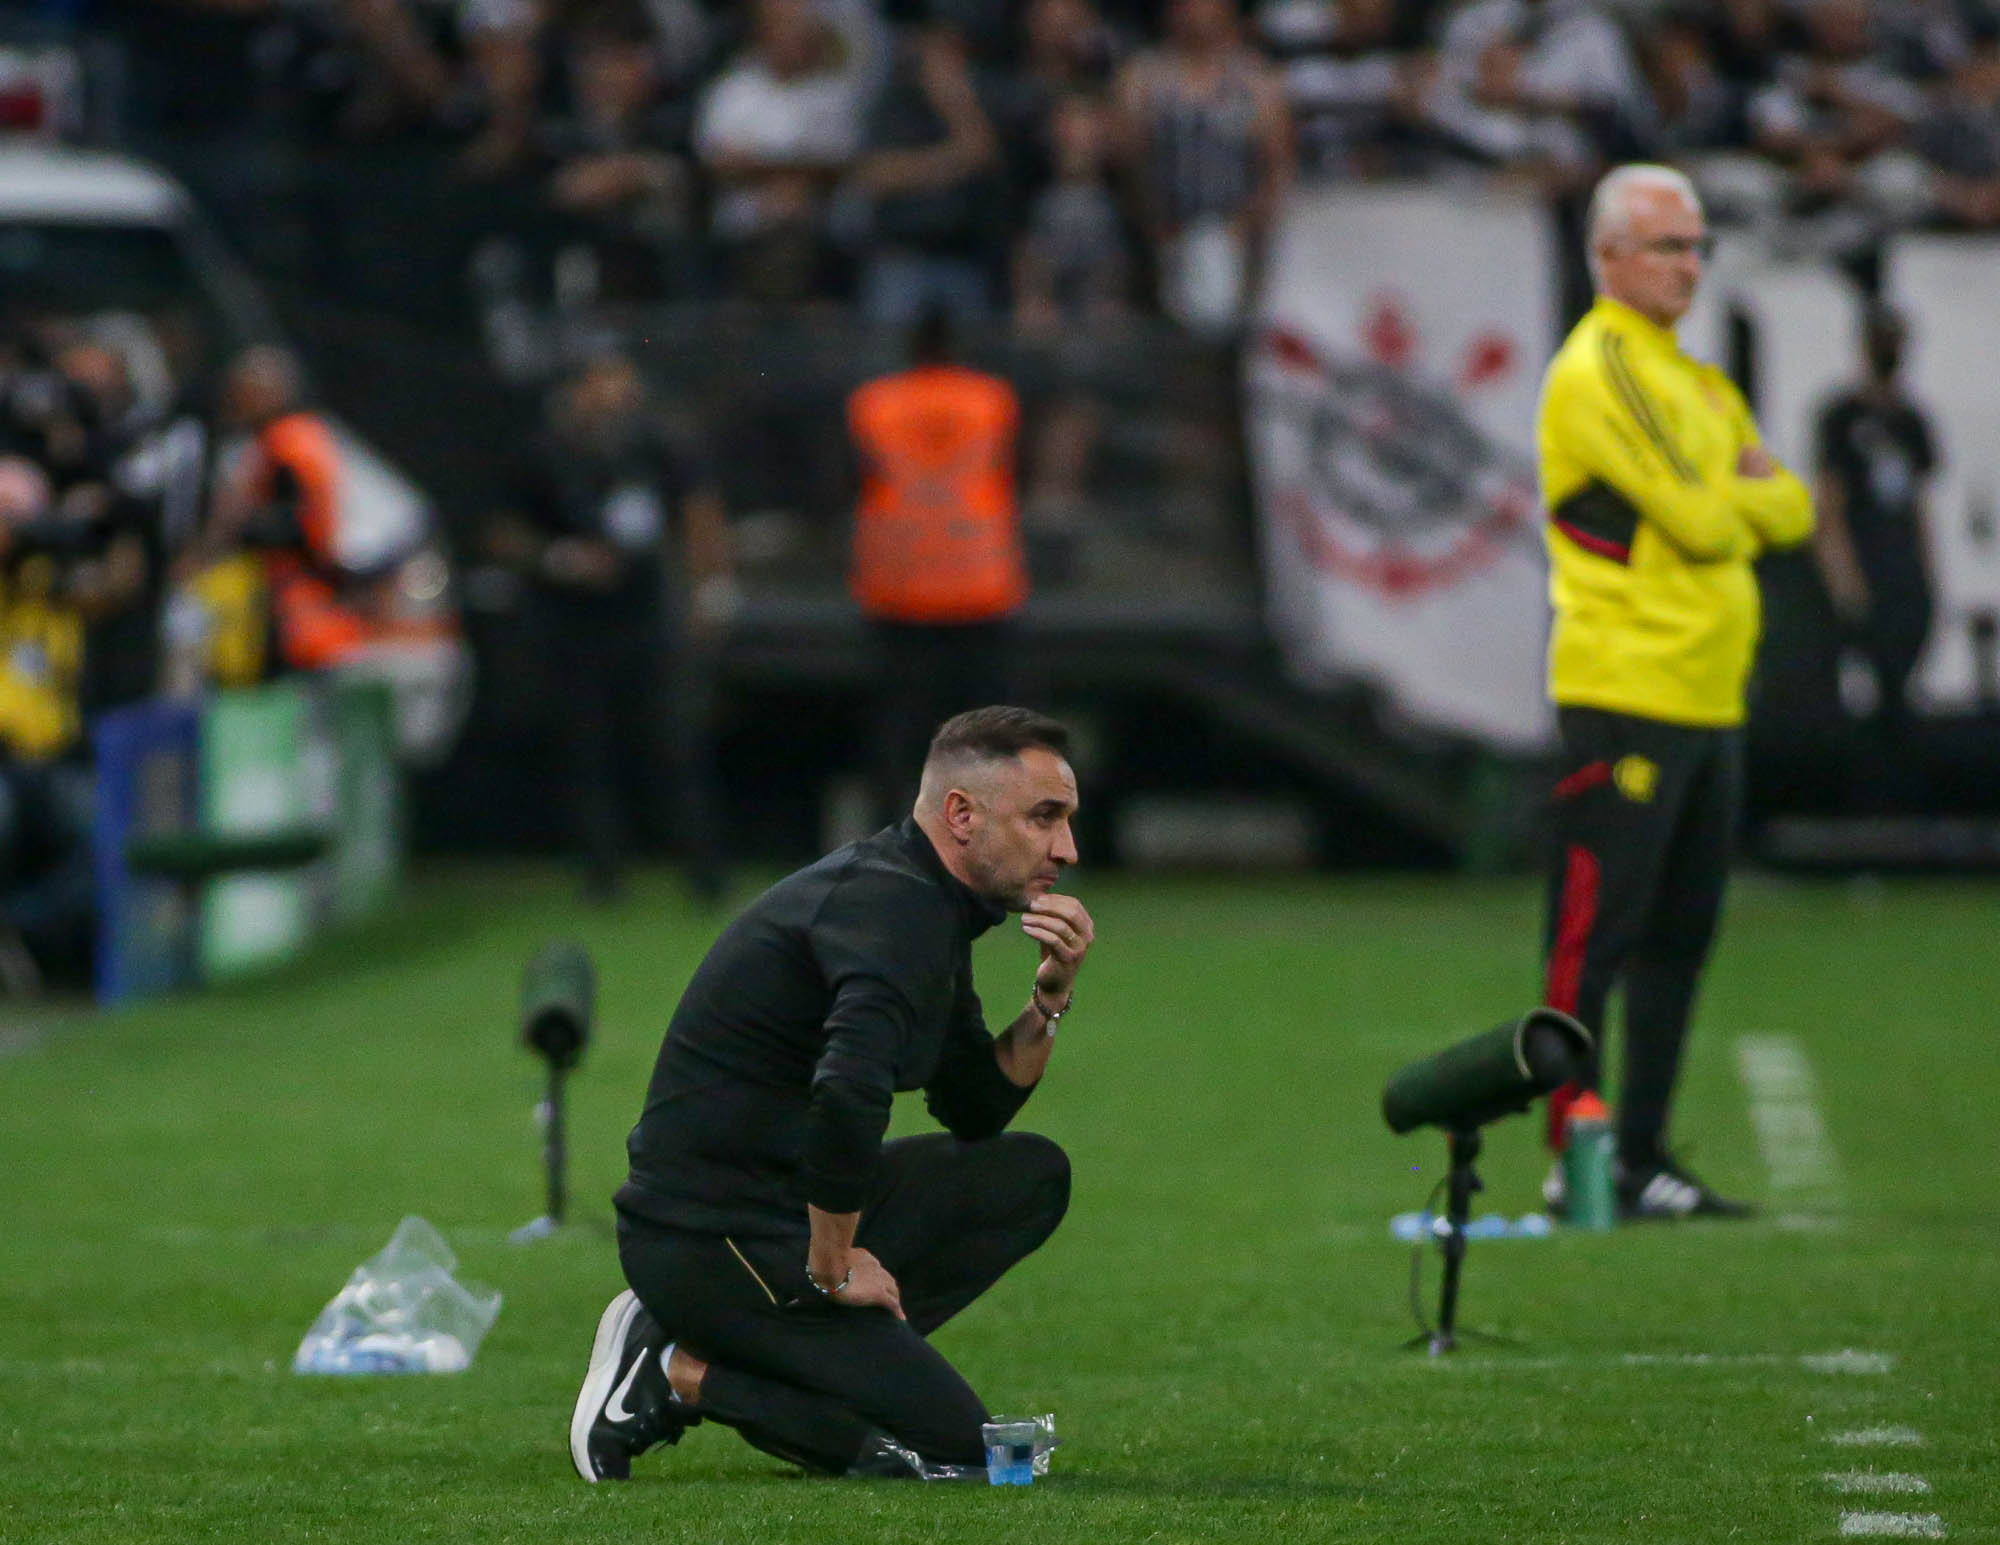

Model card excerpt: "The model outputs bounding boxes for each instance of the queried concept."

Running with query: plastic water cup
[982,1419,1038,1486]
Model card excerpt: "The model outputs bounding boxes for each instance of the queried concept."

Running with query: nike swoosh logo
[604,1356,645,1424]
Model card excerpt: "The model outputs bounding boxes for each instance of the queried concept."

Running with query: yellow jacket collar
[1591,294,1683,353]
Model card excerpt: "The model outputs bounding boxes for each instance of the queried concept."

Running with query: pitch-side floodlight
[509,940,595,1244]
[1380,1008,1592,1353]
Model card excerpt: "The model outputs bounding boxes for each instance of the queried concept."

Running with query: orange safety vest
[243,412,370,671]
[847,365,1027,625]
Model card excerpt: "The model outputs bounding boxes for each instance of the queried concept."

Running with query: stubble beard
[966,848,1034,914]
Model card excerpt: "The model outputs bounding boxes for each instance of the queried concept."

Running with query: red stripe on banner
[1543,843,1601,1150]
[1554,760,1612,799]
[1553,519,1630,564]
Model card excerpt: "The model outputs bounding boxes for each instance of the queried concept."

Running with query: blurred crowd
[0,297,462,987]
[0,309,207,986]
[8,0,1995,975]
[161,0,2000,330]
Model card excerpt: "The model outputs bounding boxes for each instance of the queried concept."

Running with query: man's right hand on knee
[810,1245,904,1319]
[809,1204,906,1319]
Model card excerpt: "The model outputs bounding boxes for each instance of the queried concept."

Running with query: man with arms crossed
[571,706,1091,1478]
[1536,164,1813,1220]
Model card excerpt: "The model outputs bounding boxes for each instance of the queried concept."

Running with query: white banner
[1246,185,1557,752]
[1884,235,2000,711]
[1693,234,2000,713]
[1679,236,1858,477]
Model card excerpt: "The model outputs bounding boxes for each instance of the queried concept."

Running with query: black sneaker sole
[570,1289,646,1482]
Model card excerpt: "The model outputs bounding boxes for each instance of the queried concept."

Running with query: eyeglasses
[1621,234,1715,260]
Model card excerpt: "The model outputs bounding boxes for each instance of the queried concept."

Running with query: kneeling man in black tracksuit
[570,705,1092,1480]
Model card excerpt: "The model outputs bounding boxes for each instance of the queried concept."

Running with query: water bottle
[1562,1091,1617,1231]
[295,1328,467,1374]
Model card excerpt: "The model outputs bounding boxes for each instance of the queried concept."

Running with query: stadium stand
[5,0,2000,917]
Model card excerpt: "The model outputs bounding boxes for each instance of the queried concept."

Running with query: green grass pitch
[4,865,1995,1543]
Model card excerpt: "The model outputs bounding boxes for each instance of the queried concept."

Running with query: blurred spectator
[1700,0,1794,86]
[1919,16,2000,226]
[0,460,83,848]
[0,323,160,991]
[851,20,1003,324]
[1257,0,1441,181]
[50,337,168,722]
[485,352,730,901]
[1874,0,1974,82]
[1813,304,1937,802]
[693,0,875,304]
[1747,0,1930,261]
[330,0,543,170]
[1012,91,1130,587]
[440,0,542,175]
[1428,0,1656,193]
[328,0,466,140]
[0,576,92,991]
[1013,92,1133,332]
[0,328,158,690]
[1640,7,1747,157]
[191,346,378,678]
[541,3,697,302]
[1115,0,1294,338]
[986,0,1126,203]
[847,310,1026,824]
[0,326,102,496]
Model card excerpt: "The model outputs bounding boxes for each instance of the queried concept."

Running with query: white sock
[658,1341,683,1403]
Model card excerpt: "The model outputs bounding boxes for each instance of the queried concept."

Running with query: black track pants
[616,1130,1070,1474]
[1541,707,1742,1167]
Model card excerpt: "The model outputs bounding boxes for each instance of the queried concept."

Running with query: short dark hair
[925,706,1070,768]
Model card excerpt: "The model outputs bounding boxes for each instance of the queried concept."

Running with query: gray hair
[1586,164,1702,285]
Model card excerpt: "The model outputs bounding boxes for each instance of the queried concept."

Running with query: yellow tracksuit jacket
[1536,296,1815,728]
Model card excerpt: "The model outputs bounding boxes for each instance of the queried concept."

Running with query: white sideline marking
[1736,1034,1846,1226]
[1828,1427,1925,1448]
[1802,1350,1896,1375]
[1415,1351,1895,1375]
[1838,1512,1945,1538]
[1826,1475,1932,1496]
[1619,1350,1890,1372]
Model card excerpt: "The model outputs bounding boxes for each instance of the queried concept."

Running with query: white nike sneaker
[569,1290,691,1481]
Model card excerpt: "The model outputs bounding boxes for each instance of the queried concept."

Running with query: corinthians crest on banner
[1246,185,1558,751]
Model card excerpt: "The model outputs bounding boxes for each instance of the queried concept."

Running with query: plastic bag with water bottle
[293,1216,501,1374]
